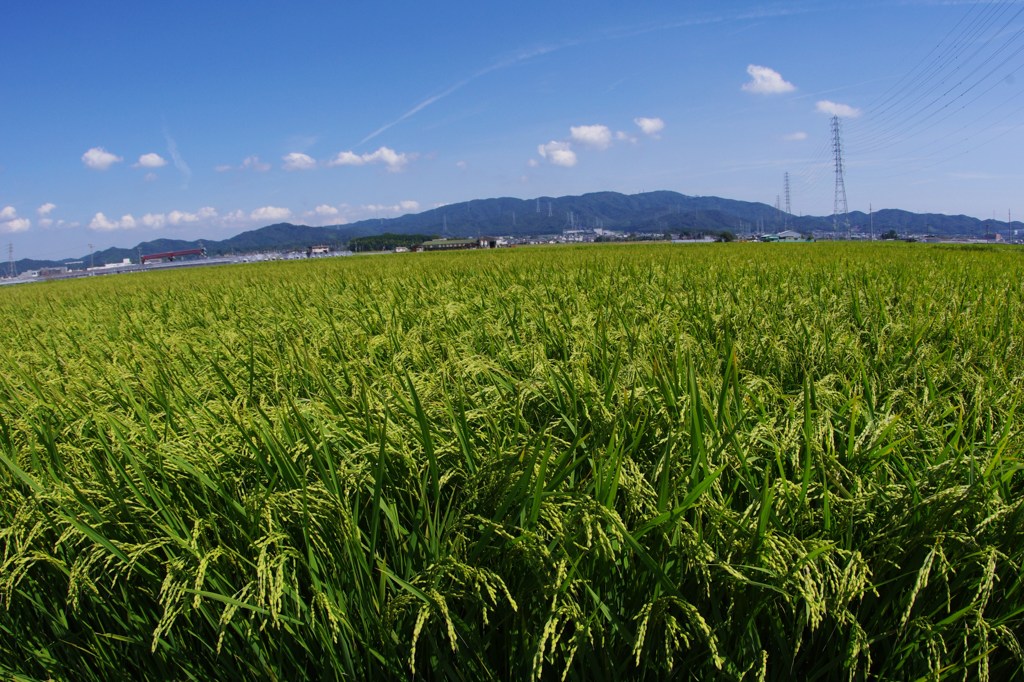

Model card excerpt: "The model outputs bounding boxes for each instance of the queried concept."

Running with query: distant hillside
[10,191,1021,274]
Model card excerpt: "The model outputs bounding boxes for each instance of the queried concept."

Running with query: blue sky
[4,1,1024,259]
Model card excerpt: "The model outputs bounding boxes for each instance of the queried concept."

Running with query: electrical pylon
[832,116,850,234]
[784,172,792,229]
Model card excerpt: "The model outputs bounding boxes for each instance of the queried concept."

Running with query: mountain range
[12,191,1021,273]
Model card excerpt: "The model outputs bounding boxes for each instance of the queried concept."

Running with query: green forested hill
[14,190,1020,273]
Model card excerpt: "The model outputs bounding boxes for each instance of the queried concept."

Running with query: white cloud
[136,153,168,168]
[308,200,423,225]
[537,140,577,167]
[217,155,271,173]
[90,213,116,230]
[2,218,31,233]
[282,152,317,171]
[242,155,270,172]
[139,207,216,229]
[616,131,638,143]
[327,146,411,172]
[570,124,613,150]
[89,212,136,231]
[634,117,665,136]
[362,201,421,215]
[742,65,796,95]
[82,147,123,170]
[39,219,53,229]
[250,206,292,222]
[527,158,539,168]
[0,207,32,232]
[362,146,411,172]
[168,210,200,225]
[329,151,364,166]
[141,213,166,229]
[456,160,467,169]
[816,100,861,118]
[37,203,56,216]
[784,131,808,141]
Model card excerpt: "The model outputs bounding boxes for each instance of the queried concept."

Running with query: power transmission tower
[784,172,792,229]
[831,116,850,235]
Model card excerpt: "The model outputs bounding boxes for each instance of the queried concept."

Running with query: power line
[849,0,1024,164]
[853,8,1024,156]
[856,1,1015,132]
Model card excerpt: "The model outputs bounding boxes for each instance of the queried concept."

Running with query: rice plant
[0,242,1021,680]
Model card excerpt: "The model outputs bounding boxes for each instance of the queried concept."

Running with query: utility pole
[7,243,14,278]
[89,243,95,269]
[869,204,874,241]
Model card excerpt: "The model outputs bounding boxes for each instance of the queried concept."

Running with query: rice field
[0,242,1022,680]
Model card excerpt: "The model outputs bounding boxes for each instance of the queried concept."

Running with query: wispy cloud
[360,43,563,145]
[360,7,819,146]
[163,125,192,187]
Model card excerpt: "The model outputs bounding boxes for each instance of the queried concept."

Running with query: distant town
[3,222,1018,288]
